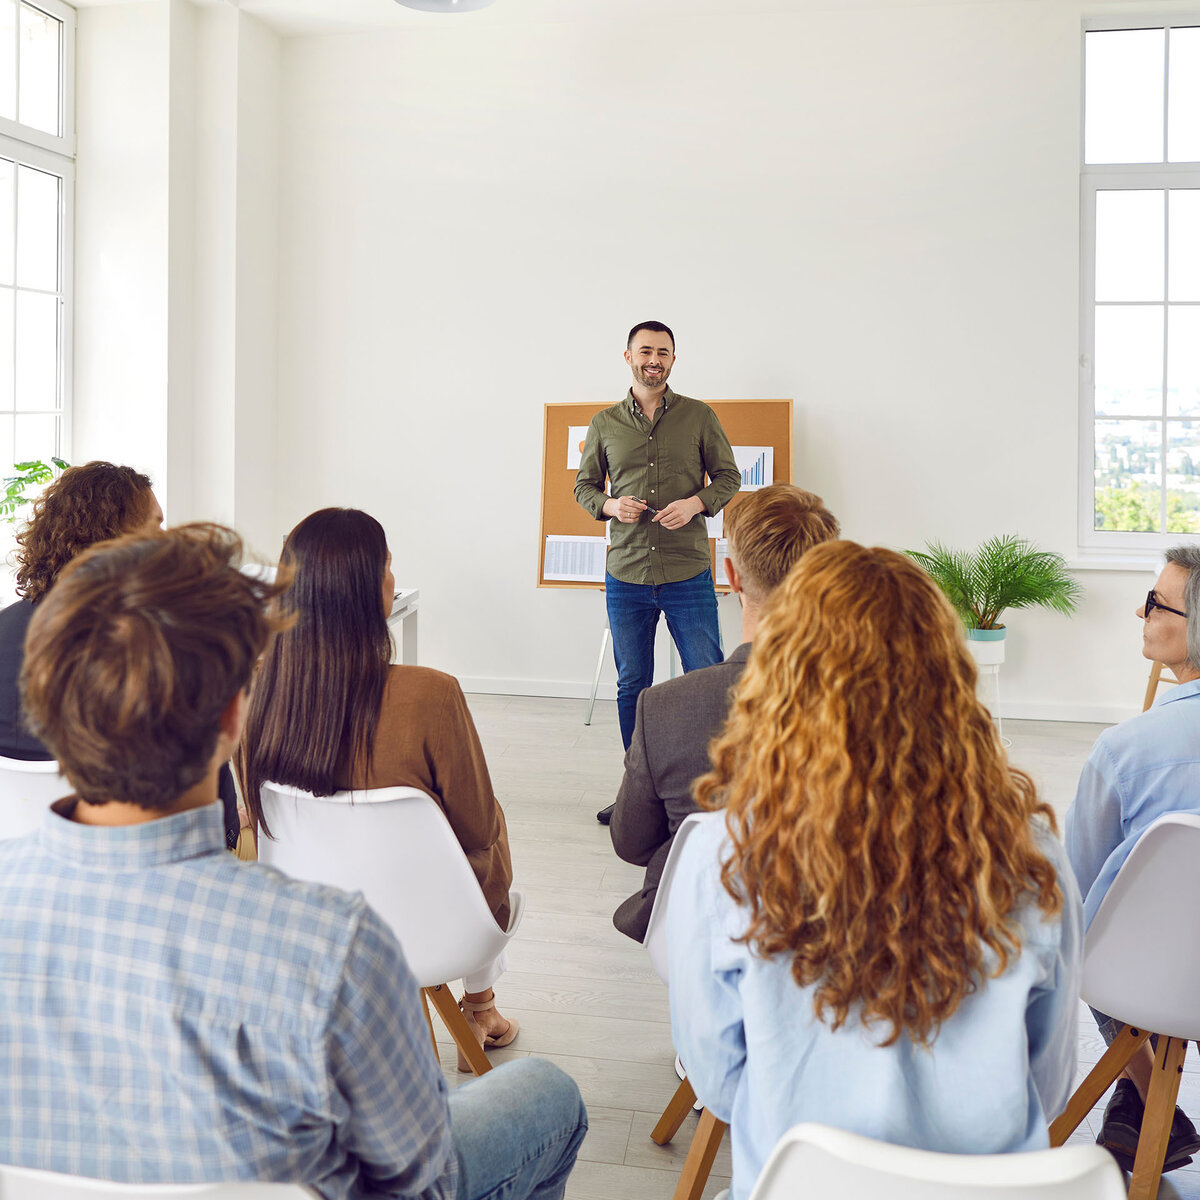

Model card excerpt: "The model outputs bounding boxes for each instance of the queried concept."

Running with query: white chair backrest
[746,1123,1125,1200]
[0,1166,315,1200]
[257,782,522,989]
[0,755,69,841]
[643,812,708,986]
[1082,811,1200,1040]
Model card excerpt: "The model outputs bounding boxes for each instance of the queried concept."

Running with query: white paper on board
[544,535,607,582]
[715,538,730,581]
[732,445,773,491]
[567,426,590,470]
[706,510,723,539]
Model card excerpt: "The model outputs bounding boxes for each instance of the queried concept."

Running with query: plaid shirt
[0,800,458,1200]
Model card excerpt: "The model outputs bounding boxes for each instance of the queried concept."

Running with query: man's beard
[634,365,670,388]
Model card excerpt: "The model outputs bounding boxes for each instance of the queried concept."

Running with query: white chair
[1050,812,1200,1200]
[641,814,728,1200]
[257,782,524,1077]
[0,1165,316,1200]
[743,1123,1125,1200]
[0,754,69,841]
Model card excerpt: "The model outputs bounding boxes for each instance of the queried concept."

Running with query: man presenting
[575,321,740,824]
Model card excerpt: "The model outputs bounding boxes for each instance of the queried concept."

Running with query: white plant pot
[965,628,1006,667]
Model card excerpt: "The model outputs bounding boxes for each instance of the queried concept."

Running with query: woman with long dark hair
[238,507,517,1067]
[667,541,1083,1200]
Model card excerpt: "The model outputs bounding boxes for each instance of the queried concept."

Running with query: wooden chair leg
[1050,1024,1151,1145]
[420,988,437,1055]
[424,982,492,1076]
[671,1109,727,1200]
[1129,1036,1188,1200]
[1144,661,1166,712]
[651,1075,698,1145]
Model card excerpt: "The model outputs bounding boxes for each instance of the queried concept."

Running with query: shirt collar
[626,385,675,416]
[1155,676,1200,707]
[39,799,227,871]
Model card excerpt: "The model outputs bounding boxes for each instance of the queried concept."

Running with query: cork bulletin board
[537,398,794,590]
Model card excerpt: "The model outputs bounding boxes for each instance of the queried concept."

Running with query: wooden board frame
[537,398,794,590]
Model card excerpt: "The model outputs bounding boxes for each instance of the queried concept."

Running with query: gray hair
[1164,545,1200,668]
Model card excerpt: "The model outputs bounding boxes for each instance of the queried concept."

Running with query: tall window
[0,0,73,480]
[1082,22,1200,547]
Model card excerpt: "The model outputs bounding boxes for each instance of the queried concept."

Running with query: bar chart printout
[544,535,607,583]
[732,445,773,491]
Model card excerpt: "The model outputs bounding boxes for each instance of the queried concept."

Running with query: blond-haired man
[608,485,840,942]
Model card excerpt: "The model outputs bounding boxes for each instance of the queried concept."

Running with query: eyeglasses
[1145,589,1188,620]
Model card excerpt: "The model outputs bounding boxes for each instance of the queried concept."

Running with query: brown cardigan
[341,665,513,930]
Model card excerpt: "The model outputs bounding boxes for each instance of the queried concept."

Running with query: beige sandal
[456,993,520,1072]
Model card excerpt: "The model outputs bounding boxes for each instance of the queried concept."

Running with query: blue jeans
[450,1058,587,1200]
[605,568,723,750]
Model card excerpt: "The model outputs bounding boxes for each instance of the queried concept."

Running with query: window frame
[1079,15,1200,554]
[0,0,74,158]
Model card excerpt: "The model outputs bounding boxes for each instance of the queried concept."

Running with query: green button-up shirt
[574,387,741,585]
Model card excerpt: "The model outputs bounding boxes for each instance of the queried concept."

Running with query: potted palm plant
[906,535,1083,668]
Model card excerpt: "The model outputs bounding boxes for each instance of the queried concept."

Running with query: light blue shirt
[0,800,458,1199]
[667,812,1082,1200]
[1066,677,1200,929]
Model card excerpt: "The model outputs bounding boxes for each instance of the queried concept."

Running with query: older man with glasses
[1066,544,1200,1175]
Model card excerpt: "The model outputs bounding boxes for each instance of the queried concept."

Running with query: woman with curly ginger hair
[667,541,1083,1200]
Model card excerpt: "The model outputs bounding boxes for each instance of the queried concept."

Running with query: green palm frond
[906,536,1082,630]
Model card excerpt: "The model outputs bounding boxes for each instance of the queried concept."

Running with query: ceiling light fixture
[395,0,497,10]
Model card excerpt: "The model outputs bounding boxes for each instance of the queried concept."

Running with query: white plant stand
[966,633,1010,748]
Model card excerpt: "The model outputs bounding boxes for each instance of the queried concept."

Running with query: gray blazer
[609,642,751,942]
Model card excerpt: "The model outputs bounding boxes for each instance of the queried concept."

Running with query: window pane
[15,163,55,291]
[1166,421,1200,531]
[17,3,59,137]
[14,410,53,464]
[1086,28,1165,164]
[0,1,15,123]
[1094,419,1163,532]
[14,288,54,410]
[1169,28,1200,161]
[1095,305,1164,416]
[1096,190,1164,301]
[0,158,14,288]
[1169,190,1200,300]
[0,289,13,411]
[1168,307,1200,416]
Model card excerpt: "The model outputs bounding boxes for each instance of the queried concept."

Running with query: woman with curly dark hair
[666,541,1083,1200]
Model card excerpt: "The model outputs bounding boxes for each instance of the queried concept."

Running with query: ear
[624,347,633,367]
[217,687,249,754]
[724,556,743,594]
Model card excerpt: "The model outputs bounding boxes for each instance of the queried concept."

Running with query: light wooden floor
[429,694,1200,1200]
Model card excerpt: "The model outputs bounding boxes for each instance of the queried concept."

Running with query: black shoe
[1097,1078,1200,1173]
[596,803,615,825]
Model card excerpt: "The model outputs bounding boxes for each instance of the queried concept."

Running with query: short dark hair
[238,508,394,839]
[15,461,155,603]
[21,524,288,810]
[724,485,840,602]
[626,321,675,351]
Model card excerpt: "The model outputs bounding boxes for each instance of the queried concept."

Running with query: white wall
[75,1,280,559]
[272,0,1155,721]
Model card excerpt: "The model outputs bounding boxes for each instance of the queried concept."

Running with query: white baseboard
[459,676,618,702]
[458,677,1136,725]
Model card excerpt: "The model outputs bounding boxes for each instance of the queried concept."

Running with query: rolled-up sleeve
[695,411,740,517]
[574,419,611,520]
[327,907,457,1200]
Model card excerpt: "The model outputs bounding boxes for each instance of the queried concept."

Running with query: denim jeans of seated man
[604,568,723,751]
[450,1058,588,1200]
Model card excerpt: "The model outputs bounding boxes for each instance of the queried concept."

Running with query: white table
[389,588,419,665]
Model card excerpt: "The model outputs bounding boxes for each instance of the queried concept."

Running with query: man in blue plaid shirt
[0,524,586,1200]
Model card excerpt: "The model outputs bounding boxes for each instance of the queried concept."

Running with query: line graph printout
[733,445,773,491]
[544,535,607,583]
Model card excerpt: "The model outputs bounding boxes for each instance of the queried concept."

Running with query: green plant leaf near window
[0,457,68,524]
[906,536,1083,631]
